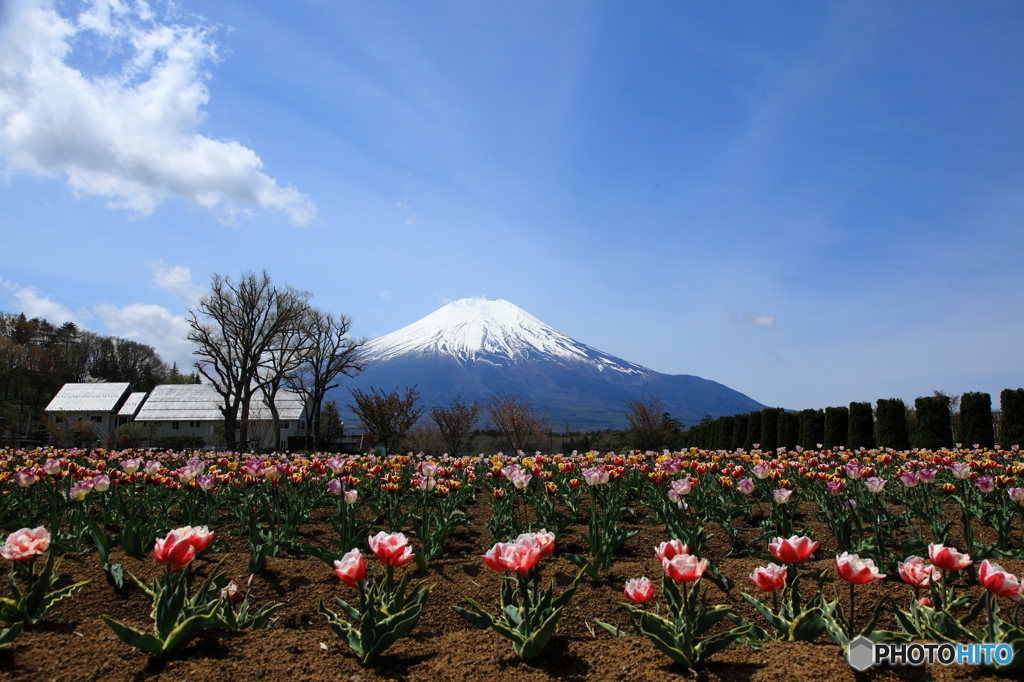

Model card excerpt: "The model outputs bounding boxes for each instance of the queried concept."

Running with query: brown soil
[0,497,1018,682]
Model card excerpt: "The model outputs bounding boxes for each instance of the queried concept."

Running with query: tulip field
[2,446,1024,681]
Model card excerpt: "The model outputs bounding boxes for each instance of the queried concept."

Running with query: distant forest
[0,311,191,441]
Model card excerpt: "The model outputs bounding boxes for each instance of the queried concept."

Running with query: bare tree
[289,308,365,450]
[187,271,310,451]
[623,394,677,451]
[430,397,480,457]
[257,323,311,450]
[485,390,549,453]
[348,386,422,453]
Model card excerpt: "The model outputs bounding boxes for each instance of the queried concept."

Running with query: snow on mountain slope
[361,298,648,375]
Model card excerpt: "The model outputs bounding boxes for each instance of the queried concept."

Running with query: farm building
[133,384,311,450]
[44,382,134,441]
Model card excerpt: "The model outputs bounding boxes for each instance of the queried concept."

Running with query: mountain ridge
[331,298,766,430]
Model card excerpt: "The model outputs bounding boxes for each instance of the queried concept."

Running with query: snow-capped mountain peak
[361,298,647,375]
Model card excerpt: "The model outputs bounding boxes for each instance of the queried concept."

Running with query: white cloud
[380,289,392,300]
[95,301,195,368]
[1,276,195,369]
[151,261,202,306]
[0,0,315,225]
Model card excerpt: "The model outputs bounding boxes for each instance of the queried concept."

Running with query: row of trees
[186,270,365,451]
[346,388,687,456]
[0,313,171,440]
[347,388,552,456]
[680,389,1024,452]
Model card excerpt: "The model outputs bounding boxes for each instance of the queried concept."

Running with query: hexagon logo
[848,636,875,671]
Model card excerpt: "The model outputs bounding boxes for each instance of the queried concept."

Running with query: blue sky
[2,0,1022,413]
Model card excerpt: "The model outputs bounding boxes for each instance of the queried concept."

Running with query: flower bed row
[2,445,1024,671]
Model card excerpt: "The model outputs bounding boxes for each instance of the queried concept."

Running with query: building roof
[117,392,148,417]
[44,383,131,413]
[134,384,307,422]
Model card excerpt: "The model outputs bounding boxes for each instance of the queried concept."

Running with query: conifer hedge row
[678,388,1024,450]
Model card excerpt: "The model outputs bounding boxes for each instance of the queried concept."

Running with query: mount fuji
[331,298,765,430]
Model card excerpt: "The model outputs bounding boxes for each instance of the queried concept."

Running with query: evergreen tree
[759,407,782,452]
[915,395,952,450]
[999,388,1024,447]
[731,413,749,451]
[875,399,910,450]
[744,410,760,450]
[798,409,825,450]
[847,402,875,450]
[777,411,799,452]
[823,406,849,450]
[957,392,994,449]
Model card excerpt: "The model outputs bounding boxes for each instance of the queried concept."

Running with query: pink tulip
[624,577,655,603]
[68,480,93,501]
[327,479,343,495]
[582,467,610,486]
[948,463,972,480]
[864,477,886,493]
[153,531,196,571]
[768,535,819,564]
[333,549,367,588]
[496,538,541,576]
[344,489,359,505]
[654,539,689,564]
[897,556,940,589]
[772,488,792,504]
[368,531,415,567]
[749,563,787,592]
[978,560,1022,601]
[928,543,972,572]
[736,478,754,495]
[836,552,886,584]
[516,530,555,557]
[1,526,51,561]
[221,580,245,605]
[661,553,708,583]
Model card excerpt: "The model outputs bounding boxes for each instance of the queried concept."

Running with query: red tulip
[836,552,886,584]
[333,549,367,588]
[661,553,708,583]
[749,563,787,592]
[978,560,1022,600]
[654,539,688,564]
[368,531,415,567]
[624,576,655,603]
[928,543,972,572]
[481,543,508,572]
[768,535,819,564]
[153,530,196,571]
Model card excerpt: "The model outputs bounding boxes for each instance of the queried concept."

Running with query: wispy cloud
[0,277,88,325]
[380,289,393,301]
[0,0,315,225]
[729,310,776,327]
